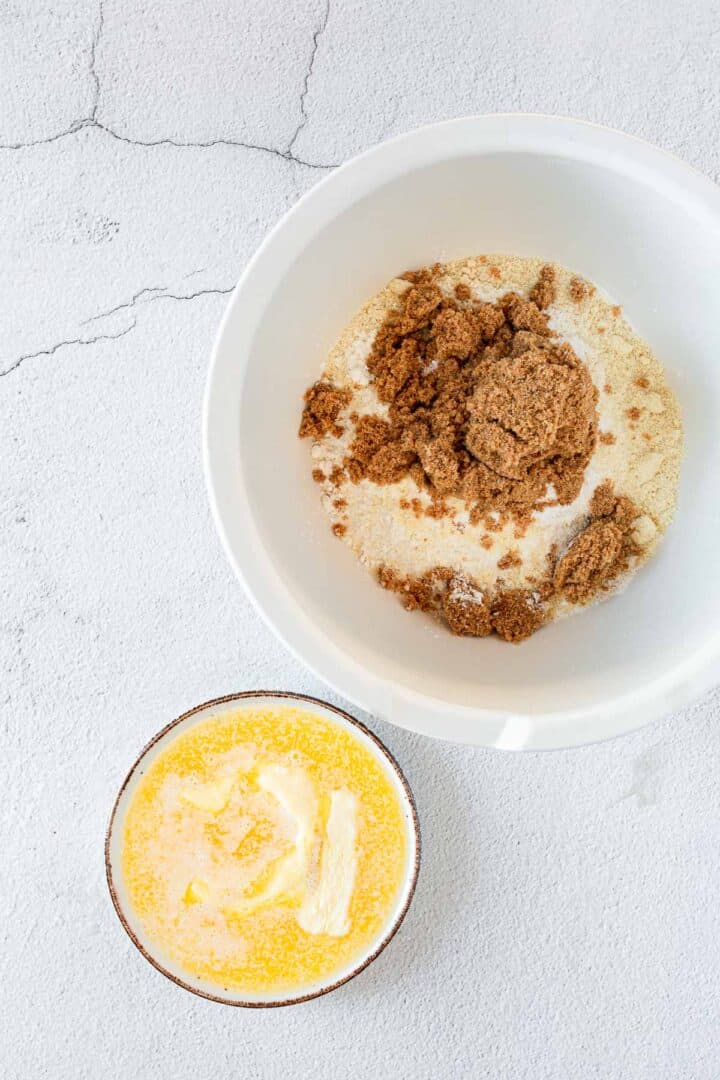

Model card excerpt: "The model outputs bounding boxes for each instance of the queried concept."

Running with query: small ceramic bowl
[204,114,720,749]
[105,691,420,1006]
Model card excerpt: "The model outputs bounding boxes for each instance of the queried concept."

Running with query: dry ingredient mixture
[300,256,682,642]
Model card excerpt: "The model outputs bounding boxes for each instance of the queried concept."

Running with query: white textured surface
[2,2,720,1077]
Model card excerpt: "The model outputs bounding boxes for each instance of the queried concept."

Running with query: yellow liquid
[120,706,410,995]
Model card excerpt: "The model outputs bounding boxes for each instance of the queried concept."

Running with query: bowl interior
[106,694,420,1005]
[209,122,720,745]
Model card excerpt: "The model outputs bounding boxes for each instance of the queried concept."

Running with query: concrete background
[2,2,720,1077]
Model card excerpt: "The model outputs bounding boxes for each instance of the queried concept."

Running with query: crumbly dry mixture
[300,256,683,642]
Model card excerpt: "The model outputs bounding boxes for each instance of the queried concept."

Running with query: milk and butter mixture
[120,706,408,994]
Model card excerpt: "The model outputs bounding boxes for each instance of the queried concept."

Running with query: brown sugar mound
[443,587,493,637]
[529,264,556,309]
[299,381,351,439]
[569,277,594,302]
[375,480,643,642]
[465,349,596,504]
[554,482,641,604]
[491,590,545,643]
[376,567,545,643]
[553,520,624,603]
[497,549,522,570]
[321,264,599,524]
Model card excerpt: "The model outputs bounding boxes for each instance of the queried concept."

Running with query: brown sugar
[299,381,351,439]
[365,442,416,484]
[589,479,616,518]
[501,293,551,335]
[554,480,642,604]
[569,277,588,302]
[402,282,442,328]
[432,308,481,360]
[454,282,472,301]
[465,350,595,492]
[599,431,616,445]
[443,584,492,637]
[603,383,613,394]
[377,566,544,642]
[491,590,545,642]
[418,437,460,494]
[331,522,347,538]
[348,415,393,464]
[372,479,643,641]
[529,264,556,309]
[497,549,522,570]
[331,266,598,526]
[554,521,623,602]
[312,468,325,483]
[635,375,650,389]
[627,406,641,422]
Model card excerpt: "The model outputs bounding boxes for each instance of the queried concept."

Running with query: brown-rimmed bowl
[105,691,421,1007]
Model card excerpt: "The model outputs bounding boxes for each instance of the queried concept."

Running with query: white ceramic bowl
[204,115,720,750]
[106,692,420,1006]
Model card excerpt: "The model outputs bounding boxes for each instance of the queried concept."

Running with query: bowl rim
[203,113,720,749]
[105,690,421,1007]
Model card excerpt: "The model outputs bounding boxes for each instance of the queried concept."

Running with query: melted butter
[120,706,407,994]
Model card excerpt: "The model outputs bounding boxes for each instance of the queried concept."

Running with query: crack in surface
[0,0,338,168]
[287,0,331,155]
[89,0,105,121]
[83,283,235,326]
[81,285,169,325]
[0,117,338,169]
[2,284,236,378]
[0,322,136,379]
[153,286,235,303]
[0,119,89,150]
[94,121,338,167]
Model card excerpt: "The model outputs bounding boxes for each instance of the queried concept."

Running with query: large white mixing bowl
[204,115,720,750]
